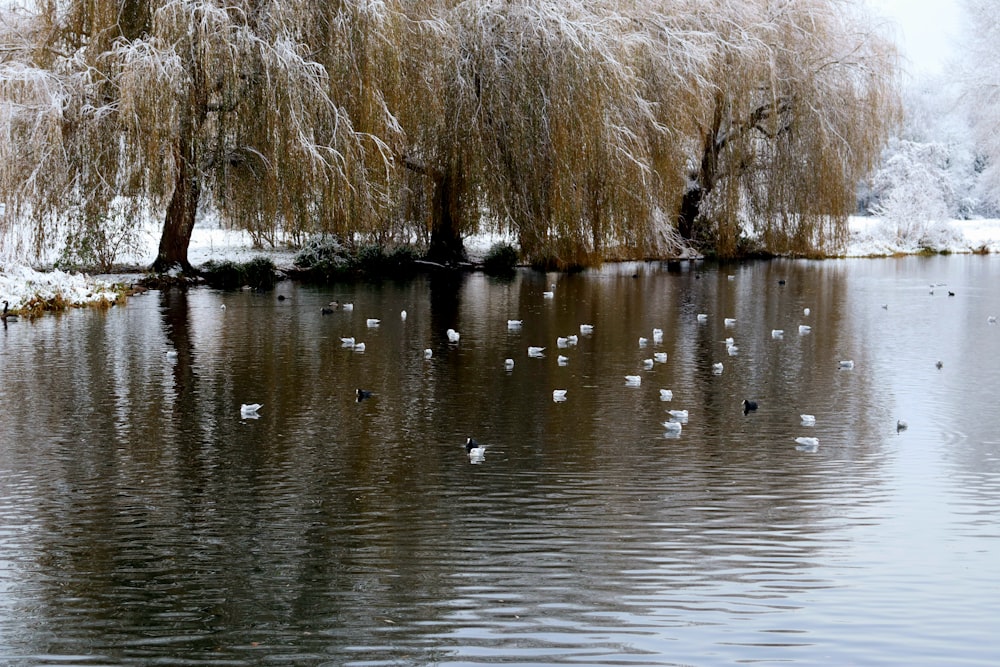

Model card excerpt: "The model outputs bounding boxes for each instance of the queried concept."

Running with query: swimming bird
[798,324,811,334]
[990,316,997,324]
[795,436,819,452]
[552,389,568,402]
[579,323,594,334]
[742,399,758,414]
[220,304,227,311]
[565,334,579,346]
[948,291,955,297]
[697,313,708,323]
[727,344,739,356]
[800,414,816,426]
[625,375,642,387]
[667,409,689,422]
[654,352,668,363]
[165,350,178,359]
[662,420,682,433]
[936,360,943,369]
[504,358,515,370]
[341,337,356,347]
[528,346,545,357]
[353,342,366,352]
[659,389,673,401]
[508,319,523,329]
[778,279,786,285]
[881,304,889,310]
[240,403,263,417]
[356,389,373,402]
[771,329,784,339]
[652,328,664,344]
[401,310,407,320]
[724,337,734,346]
[642,358,654,369]
[838,360,855,369]
[542,290,555,299]
[342,303,354,311]
[446,328,460,343]
[724,318,736,327]
[638,337,648,347]
[558,355,569,366]
[1,301,18,322]
[803,307,811,316]
[465,437,486,463]
[321,306,334,315]
[712,362,724,374]
[557,336,571,348]
[897,419,908,432]
[366,318,380,327]
[277,294,287,301]
[424,348,433,359]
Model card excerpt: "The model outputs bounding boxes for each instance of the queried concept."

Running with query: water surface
[1,256,999,665]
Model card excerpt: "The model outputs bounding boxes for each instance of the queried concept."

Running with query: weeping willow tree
[0,0,398,271]
[395,0,706,267]
[674,0,902,256]
[395,0,899,265]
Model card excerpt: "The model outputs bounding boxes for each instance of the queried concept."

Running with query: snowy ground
[2,217,1000,313]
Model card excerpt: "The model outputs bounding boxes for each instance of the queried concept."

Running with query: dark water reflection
[2,256,999,665]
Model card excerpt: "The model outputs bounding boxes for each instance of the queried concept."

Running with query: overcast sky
[869,0,964,77]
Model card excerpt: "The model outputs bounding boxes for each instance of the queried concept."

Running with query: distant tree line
[0,0,900,271]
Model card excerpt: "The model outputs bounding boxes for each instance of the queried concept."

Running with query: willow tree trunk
[426,169,467,266]
[152,137,200,273]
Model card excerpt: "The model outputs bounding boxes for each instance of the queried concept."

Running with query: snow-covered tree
[0,0,398,271]
[675,0,901,257]
[961,0,1000,211]
[1,0,902,269]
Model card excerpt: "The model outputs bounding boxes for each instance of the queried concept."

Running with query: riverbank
[2,217,1000,315]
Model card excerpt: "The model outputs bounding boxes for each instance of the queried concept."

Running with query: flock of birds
[230,275,987,464]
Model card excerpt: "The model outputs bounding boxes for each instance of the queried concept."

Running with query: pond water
[1,255,999,666]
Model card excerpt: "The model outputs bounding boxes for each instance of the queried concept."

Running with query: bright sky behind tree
[869,0,962,77]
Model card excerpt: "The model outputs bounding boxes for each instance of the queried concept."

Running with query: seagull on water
[800,414,816,426]
[625,375,642,387]
[240,403,263,418]
[446,328,460,343]
[838,360,855,370]
[662,420,682,433]
[795,436,819,452]
[659,389,673,401]
[552,389,568,402]
[528,346,545,357]
[580,323,594,334]
[466,437,486,463]
[504,358,515,370]
[667,409,689,422]
[712,362,724,374]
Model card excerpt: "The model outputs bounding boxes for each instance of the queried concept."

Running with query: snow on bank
[3,217,1000,314]
[0,264,119,312]
[845,217,1000,256]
